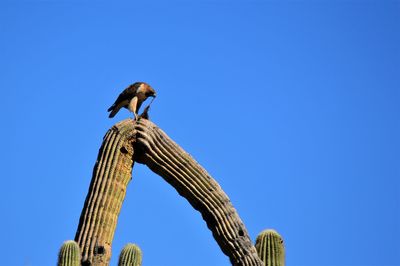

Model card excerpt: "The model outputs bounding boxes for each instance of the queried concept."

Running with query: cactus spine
[118,243,142,266]
[57,240,81,266]
[255,229,285,266]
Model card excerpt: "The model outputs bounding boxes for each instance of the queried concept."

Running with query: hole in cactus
[120,146,128,154]
[95,245,105,255]
[238,229,244,236]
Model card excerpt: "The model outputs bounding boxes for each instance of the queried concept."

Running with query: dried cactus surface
[118,243,143,266]
[255,230,285,266]
[75,120,136,265]
[58,240,81,266]
[134,118,263,266]
[74,118,262,266]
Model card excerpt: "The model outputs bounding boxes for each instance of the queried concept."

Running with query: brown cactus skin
[74,117,262,266]
[75,120,136,265]
[134,118,263,266]
[255,230,285,266]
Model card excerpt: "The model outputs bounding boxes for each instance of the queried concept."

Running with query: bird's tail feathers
[107,104,115,112]
[108,105,123,118]
[108,109,117,118]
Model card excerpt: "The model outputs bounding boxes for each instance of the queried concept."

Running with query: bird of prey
[107,82,156,120]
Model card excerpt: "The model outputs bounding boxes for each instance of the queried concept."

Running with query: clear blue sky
[1,1,399,265]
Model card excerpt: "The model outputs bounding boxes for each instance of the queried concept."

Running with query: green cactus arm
[255,230,285,266]
[134,118,263,266]
[74,120,136,265]
[57,240,81,266]
[118,243,142,266]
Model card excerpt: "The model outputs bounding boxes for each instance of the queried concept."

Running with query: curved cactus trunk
[118,243,142,266]
[74,118,262,265]
[255,230,285,266]
[75,120,136,265]
[134,119,263,266]
[58,240,81,266]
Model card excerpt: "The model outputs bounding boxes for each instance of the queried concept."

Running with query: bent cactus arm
[134,118,263,266]
[74,118,262,265]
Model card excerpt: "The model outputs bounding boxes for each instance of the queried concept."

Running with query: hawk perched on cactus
[108,82,156,119]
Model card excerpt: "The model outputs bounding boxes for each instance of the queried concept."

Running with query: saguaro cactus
[75,120,136,265]
[57,240,81,266]
[74,117,262,266]
[255,230,285,266]
[118,243,142,266]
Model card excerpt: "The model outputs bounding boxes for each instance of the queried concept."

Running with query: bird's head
[137,82,157,98]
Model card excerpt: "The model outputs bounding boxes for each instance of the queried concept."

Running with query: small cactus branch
[118,243,143,266]
[134,118,263,266]
[75,120,136,265]
[58,240,81,266]
[255,230,285,266]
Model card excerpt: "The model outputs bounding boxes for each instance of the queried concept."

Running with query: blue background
[1,1,399,265]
